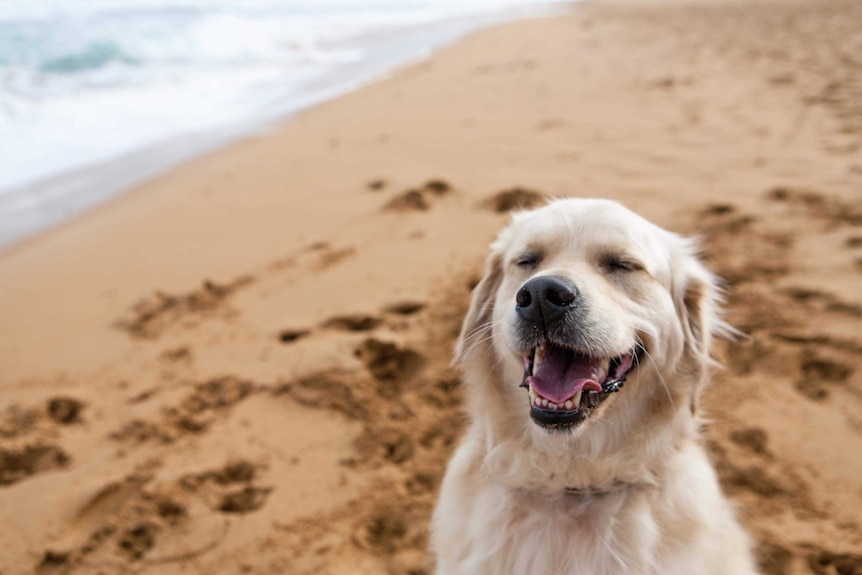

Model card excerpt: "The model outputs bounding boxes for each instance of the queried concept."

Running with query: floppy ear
[672,239,729,411]
[453,248,504,365]
[673,240,725,357]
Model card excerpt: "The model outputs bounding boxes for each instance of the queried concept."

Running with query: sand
[1,0,861,573]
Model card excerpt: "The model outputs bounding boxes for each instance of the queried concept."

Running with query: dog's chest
[465,491,658,575]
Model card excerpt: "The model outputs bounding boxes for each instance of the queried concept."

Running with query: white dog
[431,199,758,574]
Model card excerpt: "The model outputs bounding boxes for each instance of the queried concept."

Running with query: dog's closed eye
[599,252,645,273]
[514,250,543,270]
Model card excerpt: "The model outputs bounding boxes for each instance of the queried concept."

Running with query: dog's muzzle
[514,275,638,430]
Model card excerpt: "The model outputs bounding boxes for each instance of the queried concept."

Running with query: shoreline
[0,1,860,573]
[0,3,572,253]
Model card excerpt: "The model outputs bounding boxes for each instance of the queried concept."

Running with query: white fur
[431,199,758,575]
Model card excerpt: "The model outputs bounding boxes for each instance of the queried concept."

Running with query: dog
[431,199,758,574]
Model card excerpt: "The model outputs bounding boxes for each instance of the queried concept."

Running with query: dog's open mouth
[521,342,637,430]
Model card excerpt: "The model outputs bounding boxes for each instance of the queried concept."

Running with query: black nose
[516,275,580,330]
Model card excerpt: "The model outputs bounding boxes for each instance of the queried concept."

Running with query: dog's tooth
[572,390,583,407]
[599,357,611,381]
[541,398,549,408]
[534,347,545,371]
[564,400,573,410]
[533,396,542,407]
[548,401,557,410]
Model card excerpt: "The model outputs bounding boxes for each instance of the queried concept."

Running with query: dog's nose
[516,275,580,329]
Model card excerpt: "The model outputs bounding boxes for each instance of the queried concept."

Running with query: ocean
[0,0,568,248]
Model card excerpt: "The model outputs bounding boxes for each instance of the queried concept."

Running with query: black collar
[563,480,646,497]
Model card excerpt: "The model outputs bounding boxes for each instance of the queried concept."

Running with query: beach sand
[1,0,861,573]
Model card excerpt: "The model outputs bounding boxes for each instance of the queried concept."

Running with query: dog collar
[563,480,644,496]
[600,376,626,394]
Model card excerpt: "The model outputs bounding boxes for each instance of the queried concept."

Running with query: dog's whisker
[459,321,504,357]
[462,318,505,342]
[458,325,497,355]
[464,332,500,357]
[461,319,499,343]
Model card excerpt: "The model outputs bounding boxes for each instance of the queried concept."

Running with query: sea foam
[0,0,568,246]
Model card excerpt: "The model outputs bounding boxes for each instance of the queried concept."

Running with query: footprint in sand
[0,397,85,486]
[347,490,435,569]
[845,236,862,249]
[767,187,862,226]
[159,346,193,364]
[772,332,862,356]
[322,314,384,332]
[354,425,416,466]
[46,397,85,425]
[281,301,429,347]
[280,349,427,420]
[111,376,257,444]
[276,371,372,420]
[729,427,771,458]
[367,178,387,191]
[807,548,862,575]
[844,236,862,272]
[118,522,158,559]
[383,179,453,212]
[117,275,254,339]
[384,300,426,316]
[694,203,793,284]
[1,396,85,438]
[41,459,269,568]
[383,301,428,330]
[721,462,787,498]
[315,247,356,270]
[355,338,425,386]
[845,236,862,272]
[320,300,429,332]
[277,328,311,344]
[271,241,358,274]
[218,486,272,514]
[40,477,146,567]
[0,444,70,486]
[794,351,854,401]
[0,404,40,438]
[480,187,548,213]
[782,287,862,318]
[352,501,410,554]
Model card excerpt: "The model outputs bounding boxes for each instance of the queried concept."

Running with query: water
[0,0,569,248]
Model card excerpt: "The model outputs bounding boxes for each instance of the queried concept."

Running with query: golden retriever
[431,199,758,574]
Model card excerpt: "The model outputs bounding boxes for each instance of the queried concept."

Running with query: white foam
[0,0,570,247]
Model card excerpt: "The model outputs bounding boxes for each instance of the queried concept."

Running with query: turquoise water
[0,0,568,247]
[40,41,138,73]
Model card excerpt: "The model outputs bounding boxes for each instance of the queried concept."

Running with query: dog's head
[456,199,724,466]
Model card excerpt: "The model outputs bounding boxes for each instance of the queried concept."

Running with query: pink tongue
[527,344,604,405]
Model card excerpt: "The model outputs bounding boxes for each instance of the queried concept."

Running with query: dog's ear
[678,267,714,359]
[453,247,504,365]
[672,239,728,412]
